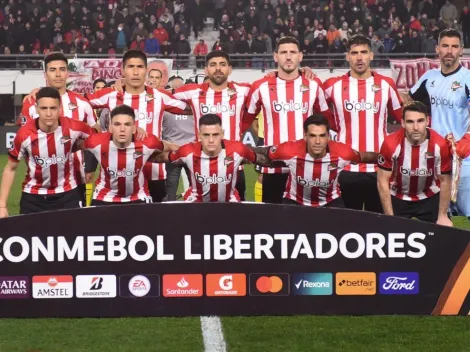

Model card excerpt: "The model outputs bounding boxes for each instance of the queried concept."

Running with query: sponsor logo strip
[379,272,419,295]
[0,276,29,299]
[76,275,117,298]
[32,275,73,299]
[335,272,376,295]
[292,273,333,296]
[162,274,203,297]
[249,273,290,296]
[206,274,246,297]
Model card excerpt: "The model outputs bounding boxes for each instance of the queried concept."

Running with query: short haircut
[148,68,162,77]
[168,75,184,83]
[303,114,330,133]
[403,101,428,119]
[346,34,371,51]
[205,50,232,66]
[199,114,222,128]
[110,105,136,120]
[104,80,116,88]
[275,36,301,52]
[36,87,61,104]
[438,29,462,44]
[44,52,68,70]
[93,78,106,89]
[122,50,147,67]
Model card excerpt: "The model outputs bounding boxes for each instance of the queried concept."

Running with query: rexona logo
[206,274,246,297]
[344,100,379,113]
[272,100,308,114]
[162,274,203,297]
[76,275,117,298]
[296,176,332,188]
[119,274,160,298]
[195,172,232,185]
[200,103,235,116]
[335,272,376,295]
[292,273,333,296]
[379,272,419,295]
[107,168,139,178]
[249,273,290,296]
[34,154,69,167]
[0,276,29,299]
[32,275,73,299]
[399,167,433,177]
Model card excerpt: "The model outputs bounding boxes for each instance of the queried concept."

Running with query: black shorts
[20,188,82,215]
[262,173,289,204]
[338,171,383,213]
[84,150,98,174]
[392,193,439,223]
[148,180,167,203]
[92,199,148,206]
[282,197,345,208]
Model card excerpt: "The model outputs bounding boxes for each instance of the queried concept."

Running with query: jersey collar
[441,65,462,77]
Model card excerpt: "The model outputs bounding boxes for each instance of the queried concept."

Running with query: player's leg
[325,197,345,208]
[415,194,439,223]
[262,173,288,204]
[84,151,98,207]
[165,162,182,201]
[254,172,263,202]
[19,193,47,215]
[363,172,384,213]
[455,161,470,217]
[148,180,167,203]
[390,196,416,220]
[338,171,365,210]
[235,168,246,202]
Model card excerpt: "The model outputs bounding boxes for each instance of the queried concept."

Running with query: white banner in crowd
[66,58,173,94]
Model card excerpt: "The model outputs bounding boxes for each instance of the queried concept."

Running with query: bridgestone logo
[82,291,111,296]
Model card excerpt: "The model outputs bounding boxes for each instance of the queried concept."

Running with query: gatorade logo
[200,103,235,116]
[344,100,379,113]
[107,168,140,178]
[272,100,308,114]
[34,155,69,167]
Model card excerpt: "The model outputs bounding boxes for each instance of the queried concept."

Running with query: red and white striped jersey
[168,140,257,202]
[324,72,402,173]
[268,139,360,206]
[8,117,93,195]
[378,129,452,201]
[86,86,187,181]
[173,82,251,141]
[84,133,164,203]
[244,75,330,174]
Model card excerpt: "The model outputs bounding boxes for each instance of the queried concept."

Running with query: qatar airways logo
[399,167,433,177]
[200,103,235,116]
[297,176,332,188]
[273,100,308,114]
[134,110,154,124]
[34,155,69,167]
[107,168,140,178]
[195,172,232,185]
[344,100,379,113]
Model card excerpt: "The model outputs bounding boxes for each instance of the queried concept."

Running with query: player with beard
[403,29,470,218]
[243,36,332,204]
[323,35,403,213]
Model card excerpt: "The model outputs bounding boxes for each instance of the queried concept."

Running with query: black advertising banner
[0,126,19,154]
[0,203,469,317]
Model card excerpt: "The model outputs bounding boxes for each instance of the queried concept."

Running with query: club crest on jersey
[371,84,381,93]
[425,152,435,159]
[378,154,386,165]
[133,151,143,159]
[270,146,277,154]
[451,81,462,91]
[300,84,310,93]
[227,88,236,97]
[224,156,233,165]
[60,136,71,144]
[145,94,154,102]
[68,103,77,110]
[327,163,338,171]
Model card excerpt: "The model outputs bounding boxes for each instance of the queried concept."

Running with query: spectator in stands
[222,36,236,54]
[461,6,470,47]
[176,14,190,37]
[326,24,341,46]
[160,8,174,27]
[314,24,326,39]
[116,23,129,53]
[145,32,160,54]
[440,0,458,27]
[130,35,145,51]
[251,32,266,68]
[409,30,422,53]
[313,32,328,66]
[133,22,148,42]
[213,38,223,51]
[153,22,169,46]
[194,38,208,68]
[213,0,226,30]
[421,32,437,54]
[383,33,395,54]
[174,34,191,67]
[160,39,173,57]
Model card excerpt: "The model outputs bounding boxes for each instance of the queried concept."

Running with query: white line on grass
[200,316,227,352]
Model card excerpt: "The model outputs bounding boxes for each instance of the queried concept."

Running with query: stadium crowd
[0,0,468,65]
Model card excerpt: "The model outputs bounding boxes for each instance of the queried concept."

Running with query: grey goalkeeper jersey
[161,111,195,145]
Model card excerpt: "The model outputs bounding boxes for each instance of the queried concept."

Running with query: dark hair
[199,114,222,128]
[402,101,428,119]
[148,68,162,77]
[275,36,301,52]
[44,52,68,70]
[104,80,116,88]
[303,114,330,133]
[168,75,184,82]
[93,78,106,90]
[36,87,61,103]
[346,34,371,51]
[110,105,136,120]
[205,50,232,66]
[122,50,147,67]
[438,29,462,44]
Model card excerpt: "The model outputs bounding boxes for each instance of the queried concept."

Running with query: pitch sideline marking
[200,316,227,352]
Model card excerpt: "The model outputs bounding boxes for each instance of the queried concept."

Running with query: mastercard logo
[249,273,289,296]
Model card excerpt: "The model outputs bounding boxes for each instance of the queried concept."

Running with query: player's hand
[135,127,148,140]
[456,133,470,159]
[165,142,179,152]
[112,78,125,93]
[437,215,453,227]
[24,88,40,104]
[0,207,9,219]
[299,67,316,80]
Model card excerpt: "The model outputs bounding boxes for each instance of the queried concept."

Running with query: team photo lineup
[3,30,470,227]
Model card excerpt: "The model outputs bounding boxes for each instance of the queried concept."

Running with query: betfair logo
[336,272,376,295]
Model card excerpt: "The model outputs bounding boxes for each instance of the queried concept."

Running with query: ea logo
[128,275,151,297]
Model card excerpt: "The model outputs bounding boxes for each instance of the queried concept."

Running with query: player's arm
[386,78,403,123]
[148,151,170,163]
[160,90,192,115]
[23,87,40,105]
[84,88,113,109]
[455,133,470,159]
[83,100,101,132]
[0,159,19,218]
[241,83,262,133]
[436,142,453,227]
[402,72,431,105]
[358,152,379,163]
[377,142,395,216]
